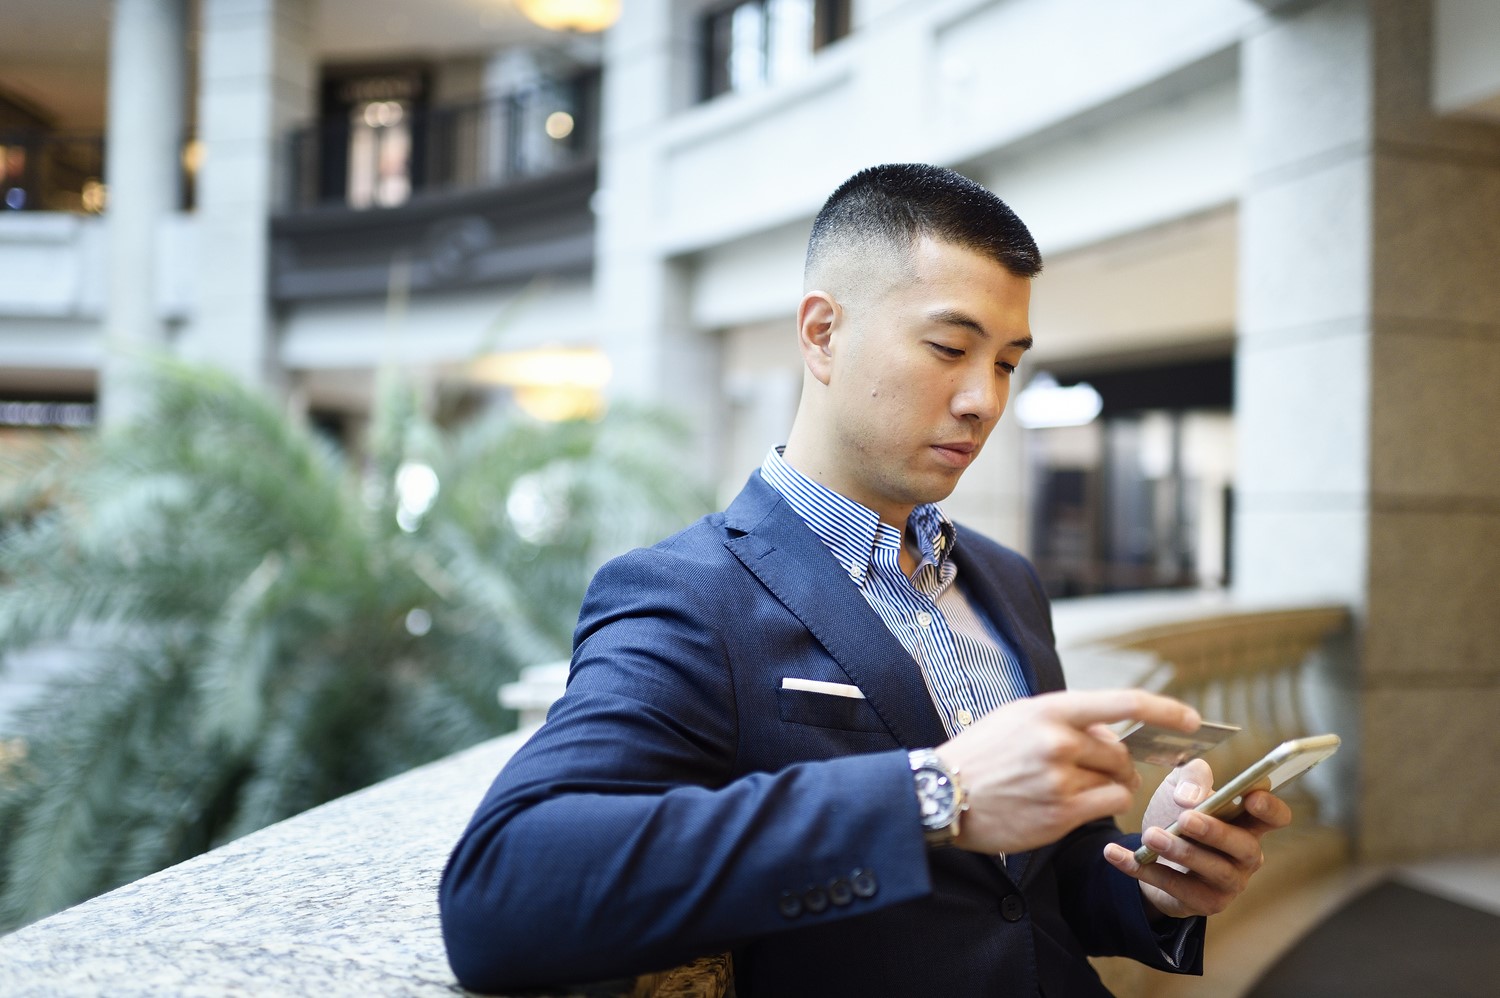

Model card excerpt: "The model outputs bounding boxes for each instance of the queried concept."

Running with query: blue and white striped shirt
[760,447,1031,739]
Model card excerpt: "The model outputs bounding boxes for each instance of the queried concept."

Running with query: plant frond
[0,360,710,930]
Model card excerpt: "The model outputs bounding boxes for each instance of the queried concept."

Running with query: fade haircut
[805,164,1042,286]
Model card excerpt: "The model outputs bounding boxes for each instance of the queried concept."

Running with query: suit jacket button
[804,885,829,914]
[1000,894,1026,922]
[850,868,878,899]
[778,891,803,919]
[828,877,854,906]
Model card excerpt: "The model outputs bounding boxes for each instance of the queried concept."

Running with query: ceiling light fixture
[515,0,621,33]
[1014,373,1104,429]
[470,347,613,421]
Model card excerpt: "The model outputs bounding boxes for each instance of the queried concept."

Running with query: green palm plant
[0,360,710,932]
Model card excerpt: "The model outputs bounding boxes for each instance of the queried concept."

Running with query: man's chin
[912,475,961,506]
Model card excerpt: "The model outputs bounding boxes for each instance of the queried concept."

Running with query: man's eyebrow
[926,308,1033,350]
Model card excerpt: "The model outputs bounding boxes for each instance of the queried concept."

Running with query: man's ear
[797,291,839,386]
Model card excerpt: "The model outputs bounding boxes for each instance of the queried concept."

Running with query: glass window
[1023,356,1236,598]
[347,99,413,209]
[701,0,851,101]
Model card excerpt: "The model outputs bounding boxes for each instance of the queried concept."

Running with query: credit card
[1118,720,1240,767]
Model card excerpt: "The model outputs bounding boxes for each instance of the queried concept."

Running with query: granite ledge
[0,727,542,997]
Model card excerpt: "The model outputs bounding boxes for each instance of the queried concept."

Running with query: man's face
[816,237,1033,526]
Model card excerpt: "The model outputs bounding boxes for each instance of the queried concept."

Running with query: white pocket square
[780,677,865,699]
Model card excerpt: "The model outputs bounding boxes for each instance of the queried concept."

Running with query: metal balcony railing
[284,70,600,214]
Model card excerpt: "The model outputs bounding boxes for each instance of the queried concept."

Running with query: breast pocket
[775,686,888,734]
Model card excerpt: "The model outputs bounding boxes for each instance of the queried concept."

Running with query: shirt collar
[759,446,958,583]
[908,502,958,577]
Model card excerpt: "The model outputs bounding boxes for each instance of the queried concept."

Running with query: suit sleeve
[438,546,933,994]
[1050,820,1205,972]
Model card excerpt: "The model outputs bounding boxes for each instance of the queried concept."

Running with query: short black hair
[806,163,1042,279]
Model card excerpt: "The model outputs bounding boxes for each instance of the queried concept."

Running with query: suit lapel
[951,527,1065,887]
[950,527,1065,697]
[724,477,1023,890]
[722,475,948,751]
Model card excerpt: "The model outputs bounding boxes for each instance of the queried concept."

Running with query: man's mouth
[931,442,978,467]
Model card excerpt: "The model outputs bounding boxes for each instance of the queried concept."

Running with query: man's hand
[1102,759,1294,918]
[935,689,1200,854]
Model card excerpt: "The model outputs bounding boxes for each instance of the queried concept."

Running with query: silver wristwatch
[909,749,967,846]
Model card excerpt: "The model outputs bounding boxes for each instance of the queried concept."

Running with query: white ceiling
[1,0,113,128]
[1029,206,1238,368]
[0,0,566,129]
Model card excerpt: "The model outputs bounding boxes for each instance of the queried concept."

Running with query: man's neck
[780,454,911,532]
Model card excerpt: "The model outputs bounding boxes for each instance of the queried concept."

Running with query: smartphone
[1133,734,1342,865]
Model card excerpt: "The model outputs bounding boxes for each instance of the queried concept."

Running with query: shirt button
[1000,894,1026,922]
[956,709,973,727]
[916,612,932,627]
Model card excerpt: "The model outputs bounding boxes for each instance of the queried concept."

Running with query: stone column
[100,0,189,426]
[594,0,722,457]
[1235,0,1500,860]
[188,0,315,391]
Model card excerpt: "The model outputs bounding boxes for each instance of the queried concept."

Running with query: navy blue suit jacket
[440,473,1203,995]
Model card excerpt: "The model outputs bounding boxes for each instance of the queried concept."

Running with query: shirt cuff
[1150,909,1205,971]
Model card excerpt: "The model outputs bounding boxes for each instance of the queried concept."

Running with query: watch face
[915,768,956,828]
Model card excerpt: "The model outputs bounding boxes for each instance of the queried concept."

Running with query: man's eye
[998,361,1017,375]
[930,343,963,358]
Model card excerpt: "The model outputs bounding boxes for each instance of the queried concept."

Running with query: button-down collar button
[916,611,933,627]
[850,868,878,899]
[956,708,973,727]
[1000,894,1026,922]
[828,877,853,906]
[803,885,829,914]
[778,891,804,919]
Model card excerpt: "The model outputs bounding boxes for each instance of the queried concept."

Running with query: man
[440,164,1291,996]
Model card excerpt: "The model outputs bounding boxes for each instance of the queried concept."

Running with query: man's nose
[955,371,1005,422]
